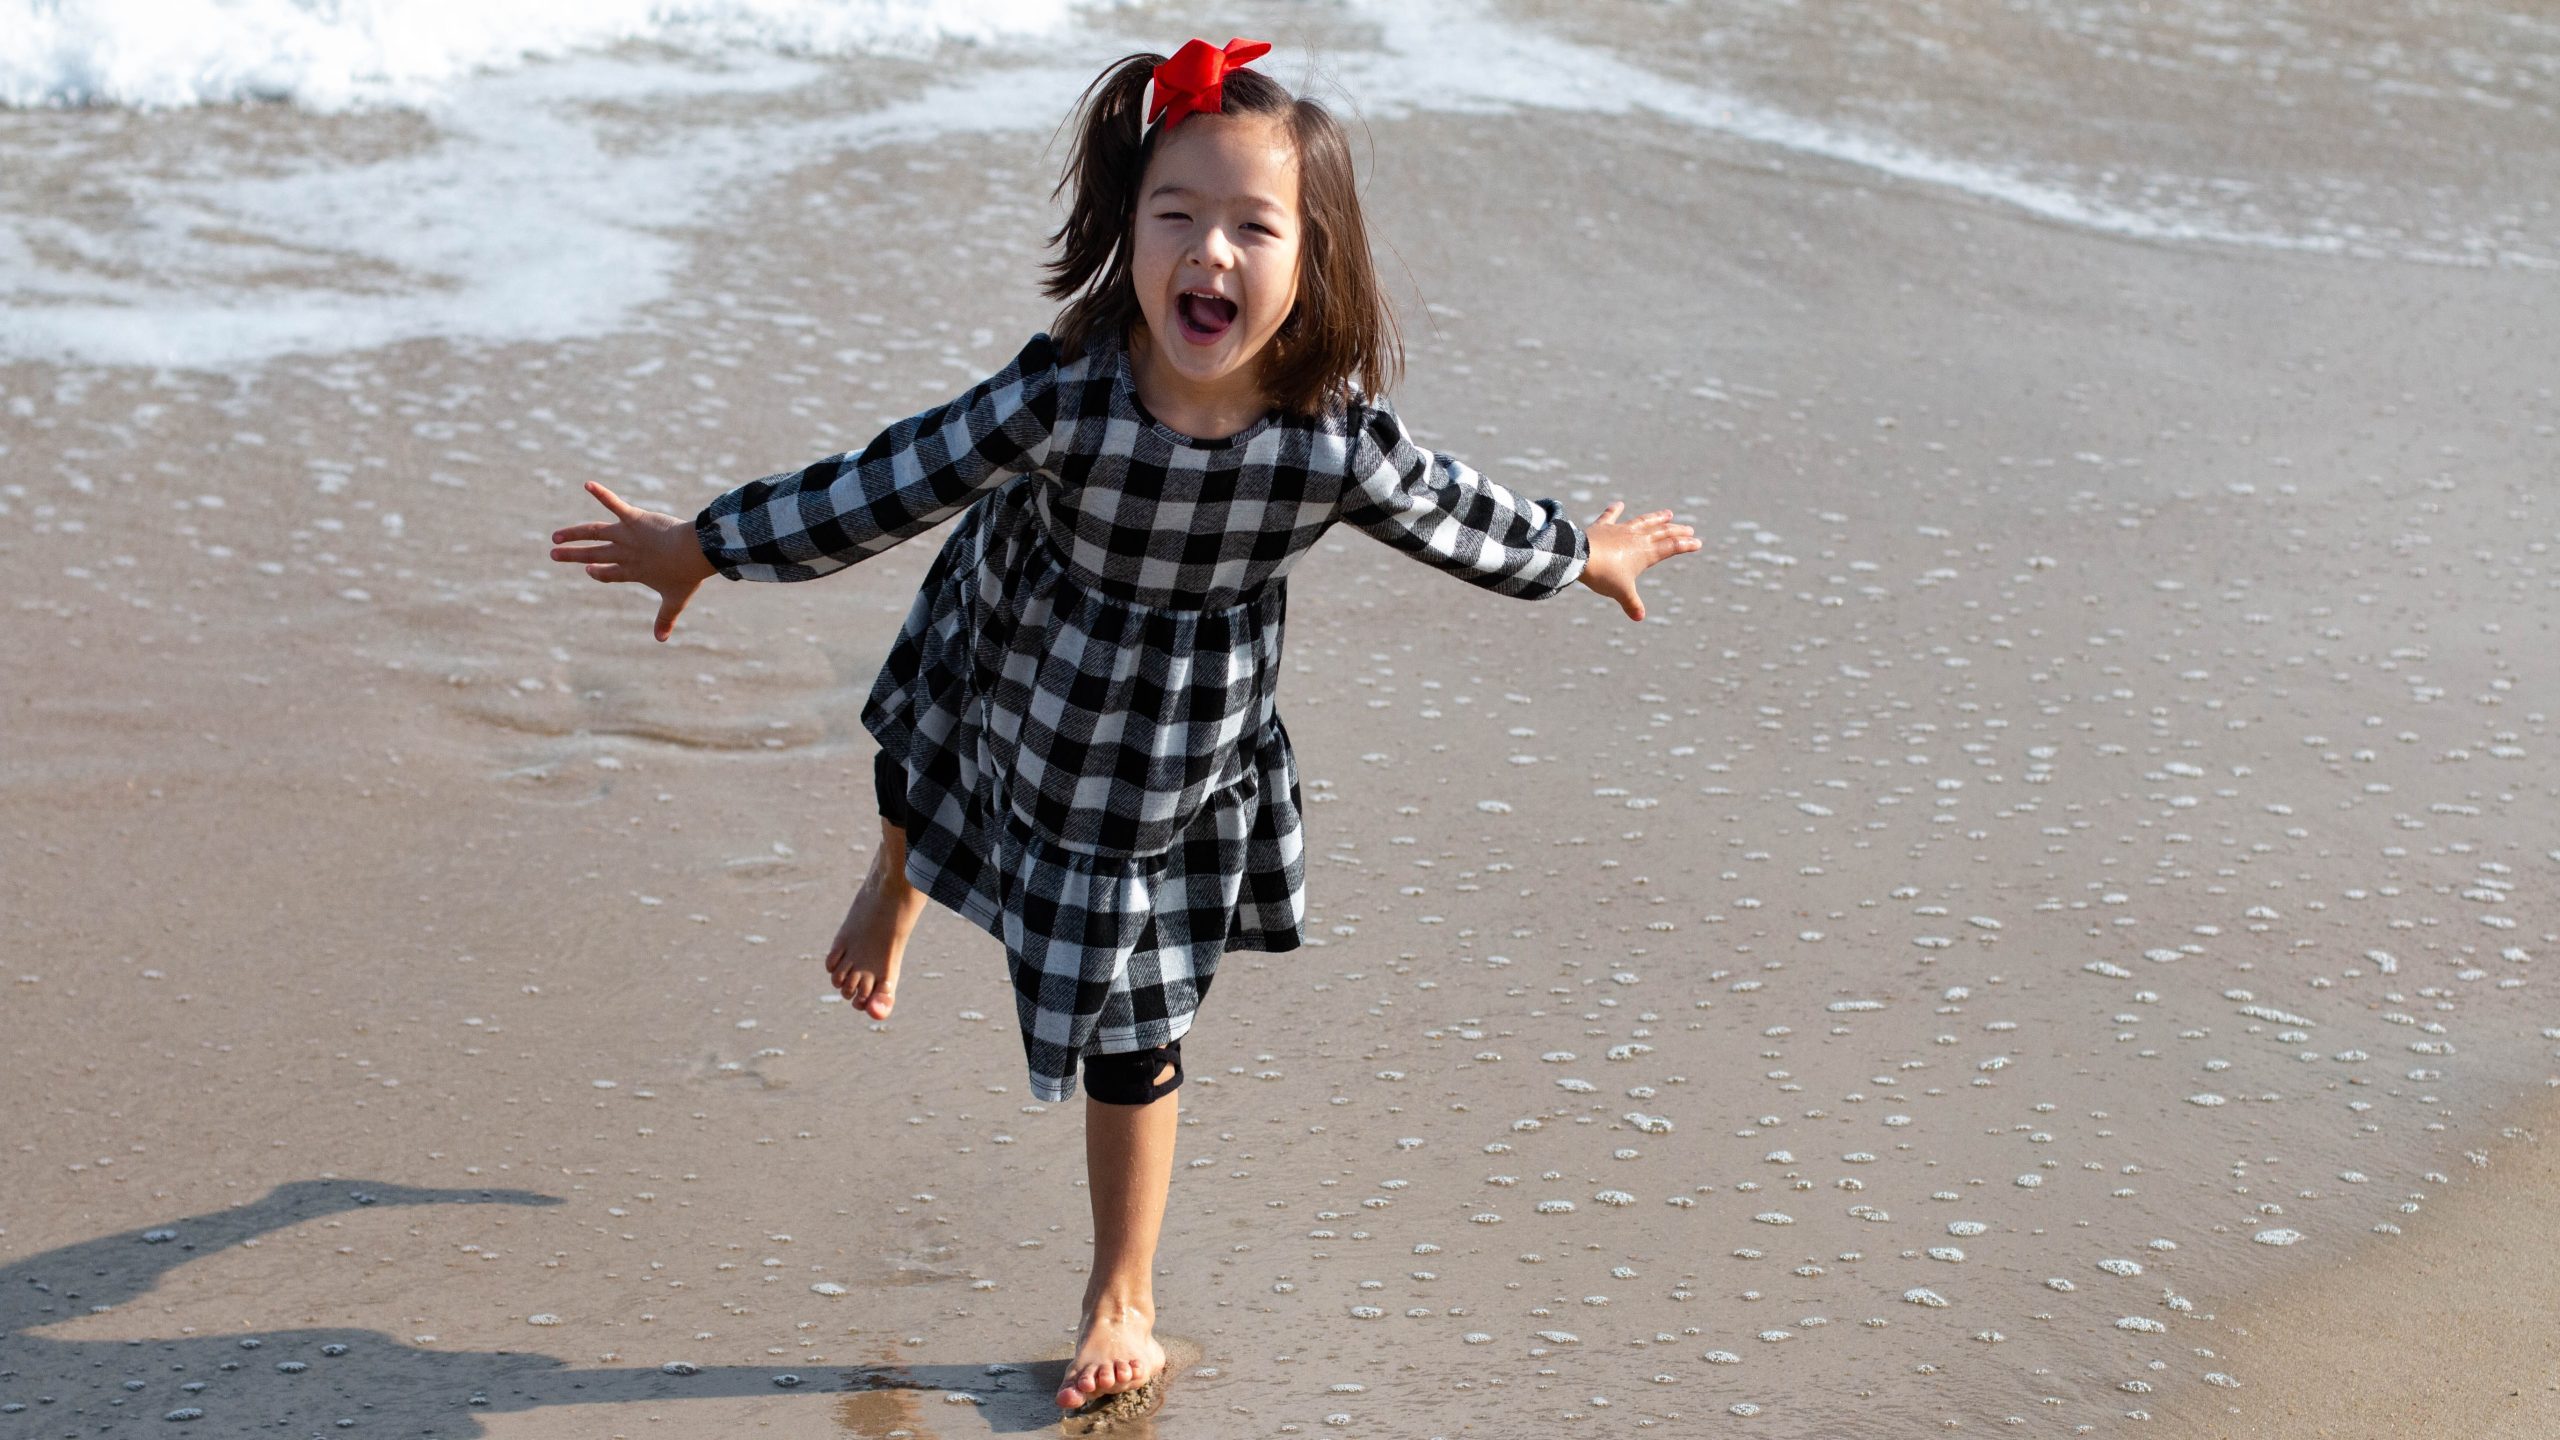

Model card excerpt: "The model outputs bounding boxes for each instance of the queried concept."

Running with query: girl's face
[1128,111,1302,418]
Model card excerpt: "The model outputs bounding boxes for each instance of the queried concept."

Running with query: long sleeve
[1336,400,1588,598]
[694,335,1059,581]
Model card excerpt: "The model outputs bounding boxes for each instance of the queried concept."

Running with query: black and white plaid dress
[696,335,1587,1100]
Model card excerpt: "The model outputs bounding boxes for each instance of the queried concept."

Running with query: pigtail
[1045,53,1162,362]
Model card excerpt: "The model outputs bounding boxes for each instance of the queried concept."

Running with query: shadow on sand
[0,1180,1077,1436]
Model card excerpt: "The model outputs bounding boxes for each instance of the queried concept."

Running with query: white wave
[1341,0,2317,257]
[3,0,2543,370]
[0,50,1097,367]
[1338,0,2550,270]
[0,0,1105,110]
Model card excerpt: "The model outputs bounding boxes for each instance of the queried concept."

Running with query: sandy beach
[4,2,2556,1436]
[2188,1093,2560,1439]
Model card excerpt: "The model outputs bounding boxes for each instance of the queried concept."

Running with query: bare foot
[1055,1304,1165,1412]
[823,840,926,1020]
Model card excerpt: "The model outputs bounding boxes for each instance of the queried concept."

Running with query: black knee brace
[1082,1041,1183,1105]
[873,749,908,827]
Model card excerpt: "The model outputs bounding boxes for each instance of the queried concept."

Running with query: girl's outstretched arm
[550,336,1058,639]
[694,335,1059,583]
[1578,500,1702,623]
[1338,403,1701,614]
[1338,403,1591,598]
[549,480,719,641]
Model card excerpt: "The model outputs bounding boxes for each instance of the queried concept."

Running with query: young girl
[549,38,1699,1417]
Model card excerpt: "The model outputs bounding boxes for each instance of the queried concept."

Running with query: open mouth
[1175,291,1238,343]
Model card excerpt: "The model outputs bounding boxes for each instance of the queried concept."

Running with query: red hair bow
[1148,36,1272,132]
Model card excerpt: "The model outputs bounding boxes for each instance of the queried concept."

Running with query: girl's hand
[1578,501,1701,622]
[548,481,719,642]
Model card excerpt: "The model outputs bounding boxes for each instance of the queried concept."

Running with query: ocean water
[0,0,1115,109]
[3,0,2553,369]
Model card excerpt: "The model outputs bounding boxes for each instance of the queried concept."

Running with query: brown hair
[1044,52,1403,416]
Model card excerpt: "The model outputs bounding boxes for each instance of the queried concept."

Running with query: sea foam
[0,0,1106,110]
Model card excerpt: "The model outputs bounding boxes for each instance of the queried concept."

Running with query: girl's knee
[1083,1041,1182,1105]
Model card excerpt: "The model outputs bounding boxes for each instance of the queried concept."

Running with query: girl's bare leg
[823,816,928,1019]
[1055,1082,1178,1410]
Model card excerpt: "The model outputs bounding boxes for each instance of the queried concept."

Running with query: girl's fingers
[1591,500,1626,526]
[586,479,637,518]
[584,562,629,583]
[551,520,620,544]
[550,541,620,563]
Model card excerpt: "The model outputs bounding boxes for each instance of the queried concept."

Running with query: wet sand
[2180,1095,2560,1440]
[4,2,2558,1436]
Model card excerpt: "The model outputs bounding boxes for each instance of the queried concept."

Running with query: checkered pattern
[697,334,1588,1100]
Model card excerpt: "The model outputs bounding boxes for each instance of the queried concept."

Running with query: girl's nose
[1191,226,1238,269]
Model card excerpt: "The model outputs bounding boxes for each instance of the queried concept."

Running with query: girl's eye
[1156,210,1189,222]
